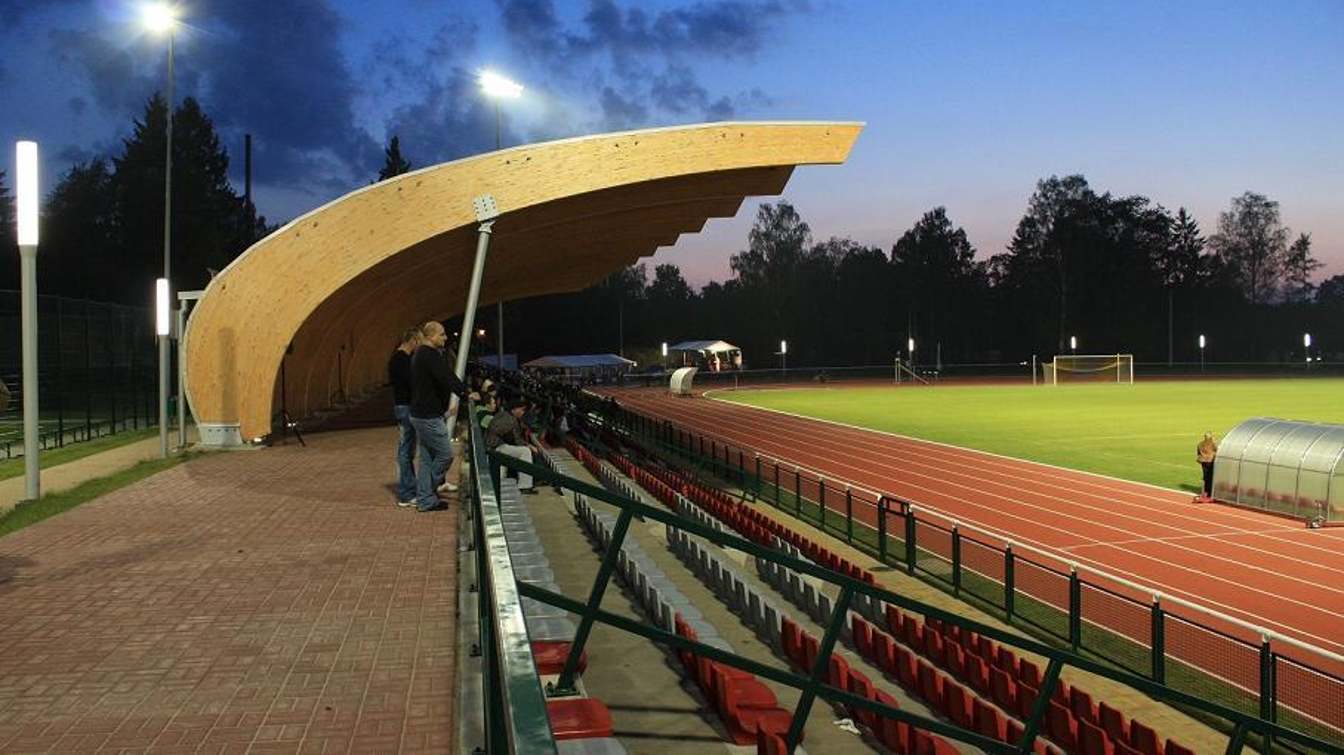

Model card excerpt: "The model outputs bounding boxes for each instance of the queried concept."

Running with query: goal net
[1043,354,1134,385]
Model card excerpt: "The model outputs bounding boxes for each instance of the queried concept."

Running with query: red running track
[603,388,1344,678]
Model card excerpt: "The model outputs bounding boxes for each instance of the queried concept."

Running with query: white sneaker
[437,481,458,493]
[396,500,416,508]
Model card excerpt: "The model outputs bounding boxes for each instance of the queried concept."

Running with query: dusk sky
[2,0,1341,287]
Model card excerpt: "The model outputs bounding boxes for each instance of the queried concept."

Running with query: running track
[601,387,1344,681]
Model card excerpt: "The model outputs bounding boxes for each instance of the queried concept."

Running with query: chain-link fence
[0,290,164,458]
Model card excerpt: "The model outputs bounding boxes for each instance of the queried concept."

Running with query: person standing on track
[1197,431,1218,499]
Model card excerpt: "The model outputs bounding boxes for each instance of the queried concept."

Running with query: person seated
[475,394,499,429]
[486,398,542,494]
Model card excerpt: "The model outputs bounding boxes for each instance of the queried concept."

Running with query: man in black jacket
[388,326,422,507]
[485,398,542,493]
[409,321,471,512]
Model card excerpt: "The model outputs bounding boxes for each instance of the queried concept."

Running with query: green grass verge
[638,427,1340,751]
[717,378,1344,492]
[0,428,159,481]
[0,451,196,538]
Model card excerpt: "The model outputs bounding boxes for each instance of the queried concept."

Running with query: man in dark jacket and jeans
[409,321,471,512]
[388,326,422,507]
[486,398,542,493]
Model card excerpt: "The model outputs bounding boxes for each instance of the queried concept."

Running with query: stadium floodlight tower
[15,141,40,502]
[479,69,524,374]
[143,1,179,459]
[907,337,915,366]
[1199,334,1206,373]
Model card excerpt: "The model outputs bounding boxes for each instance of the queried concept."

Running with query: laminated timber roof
[184,121,863,441]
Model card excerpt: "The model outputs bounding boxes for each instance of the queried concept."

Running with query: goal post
[1045,354,1135,385]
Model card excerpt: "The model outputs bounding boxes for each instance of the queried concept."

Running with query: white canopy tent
[668,340,743,371]
[522,353,636,384]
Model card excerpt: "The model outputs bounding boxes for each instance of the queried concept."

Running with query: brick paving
[0,426,458,754]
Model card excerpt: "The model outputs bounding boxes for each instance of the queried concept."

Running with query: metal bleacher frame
[464,400,1340,754]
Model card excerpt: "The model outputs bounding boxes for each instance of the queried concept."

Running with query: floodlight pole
[19,243,39,500]
[157,28,175,459]
[493,101,505,374]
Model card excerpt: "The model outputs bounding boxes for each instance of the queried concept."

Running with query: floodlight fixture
[1070,335,1077,352]
[156,278,171,335]
[780,340,788,355]
[143,2,178,33]
[479,70,523,99]
[907,337,915,354]
[1199,334,1206,349]
[1304,333,1312,348]
[661,342,668,357]
[15,141,38,246]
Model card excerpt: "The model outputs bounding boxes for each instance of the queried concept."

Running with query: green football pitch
[715,378,1344,492]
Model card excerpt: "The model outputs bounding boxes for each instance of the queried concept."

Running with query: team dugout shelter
[181,122,861,445]
[521,354,636,385]
[1212,417,1344,526]
[668,340,743,372]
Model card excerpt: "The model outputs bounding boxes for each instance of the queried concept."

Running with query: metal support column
[446,194,499,440]
[19,244,39,500]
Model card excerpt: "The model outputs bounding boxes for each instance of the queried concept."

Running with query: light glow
[1198,334,1206,349]
[1069,336,1077,350]
[479,70,523,99]
[661,342,668,357]
[1304,333,1312,348]
[907,337,915,353]
[15,141,38,246]
[143,3,178,33]
[156,278,171,336]
[779,340,787,355]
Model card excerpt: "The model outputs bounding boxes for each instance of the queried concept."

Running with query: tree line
[504,179,1340,366]
[3,111,1338,365]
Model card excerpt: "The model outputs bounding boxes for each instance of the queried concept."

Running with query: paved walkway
[0,426,458,754]
[1,429,199,515]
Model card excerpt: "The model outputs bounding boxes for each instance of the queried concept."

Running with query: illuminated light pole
[1198,334,1206,373]
[479,70,523,373]
[907,337,916,367]
[780,339,788,377]
[144,2,178,457]
[15,141,40,501]
[661,341,668,370]
[1304,333,1312,366]
[1070,335,1077,355]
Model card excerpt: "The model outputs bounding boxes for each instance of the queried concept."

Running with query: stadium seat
[852,615,875,659]
[1019,658,1043,688]
[1016,681,1040,720]
[990,667,1018,712]
[895,645,919,692]
[874,691,908,753]
[781,619,804,667]
[902,615,923,648]
[827,653,851,689]
[1046,702,1079,751]
[802,633,821,672]
[972,697,1007,742]
[846,668,877,727]
[964,653,991,696]
[531,641,589,676]
[943,639,967,681]
[996,645,1018,675]
[942,681,974,729]
[723,703,794,746]
[547,698,615,740]
[1098,701,1129,745]
[1129,719,1160,755]
[1164,741,1195,755]
[1071,687,1098,724]
[756,729,788,755]
[874,631,897,675]
[923,627,945,663]
[886,605,904,635]
[916,661,943,706]
[1078,720,1113,755]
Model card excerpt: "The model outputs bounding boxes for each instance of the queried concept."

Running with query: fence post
[845,488,853,543]
[83,300,92,441]
[55,297,64,446]
[106,307,117,432]
[951,525,962,597]
[1069,566,1082,651]
[1259,635,1275,753]
[818,478,825,528]
[737,450,744,487]
[1151,594,1165,684]
[905,504,917,574]
[773,463,780,507]
[794,469,802,516]
[877,498,888,563]
[1004,544,1015,622]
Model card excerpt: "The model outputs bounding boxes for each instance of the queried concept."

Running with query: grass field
[717,378,1344,491]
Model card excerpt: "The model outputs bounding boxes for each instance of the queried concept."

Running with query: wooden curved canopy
[184,121,863,442]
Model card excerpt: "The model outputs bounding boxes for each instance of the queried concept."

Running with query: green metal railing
[589,398,1344,753]
[476,424,1341,754]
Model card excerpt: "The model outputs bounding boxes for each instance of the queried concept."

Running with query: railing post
[1151,594,1165,684]
[1004,544,1015,622]
[1020,658,1064,750]
[905,504,917,575]
[773,462,780,507]
[738,450,745,486]
[785,585,854,751]
[552,505,637,695]
[877,498,888,562]
[794,469,802,516]
[1259,635,1275,754]
[951,525,962,597]
[845,487,853,543]
[818,477,826,528]
[1069,566,1082,651]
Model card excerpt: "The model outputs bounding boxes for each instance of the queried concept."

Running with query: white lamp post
[780,339,788,376]
[1070,335,1077,355]
[661,341,668,369]
[15,141,40,501]
[144,2,178,457]
[1198,334,1206,373]
[907,337,915,366]
[1304,333,1312,365]
[479,70,523,373]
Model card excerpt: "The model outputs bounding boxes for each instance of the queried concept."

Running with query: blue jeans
[394,405,417,502]
[410,415,453,511]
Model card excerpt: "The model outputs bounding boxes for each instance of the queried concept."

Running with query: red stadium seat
[1046,702,1078,751]
[874,691,907,753]
[1098,701,1129,745]
[827,653,851,689]
[853,615,875,659]
[1019,658,1043,688]
[942,681,974,729]
[756,729,788,755]
[886,605,904,635]
[964,653,991,696]
[1129,719,1160,755]
[802,634,821,673]
[917,661,943,706]
[874,631,897,675]
[1016,682,1040,721]
[1071,687,1098,724]
[547,698,615,740]
[990,667,1018,712]
[1164,741,1195,755]
[782,619,805,667]
[996,645,1018,675]
[530,641,588,675]
[944,639,967,681]
[895,645,919,692]
[973,696,1007,742]
[846,669,876,727]
[924,627,945,663]
[903,615,923,648]
[1078,720,1114,755]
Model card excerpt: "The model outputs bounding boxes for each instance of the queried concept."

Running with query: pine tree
[378,136,412,181]
[0,170,15,290]
[40,159,118,299]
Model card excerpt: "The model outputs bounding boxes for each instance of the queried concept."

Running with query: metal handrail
[467,405,558,754]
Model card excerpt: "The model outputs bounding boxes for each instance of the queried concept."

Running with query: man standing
[486,398,542,494]
[409,321,470,512]
[389,326,422,507]
[1196,431,1218,500]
